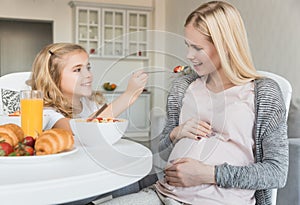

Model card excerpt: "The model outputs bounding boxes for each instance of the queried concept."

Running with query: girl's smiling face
[184,23,221,76]
[60,50,93,101]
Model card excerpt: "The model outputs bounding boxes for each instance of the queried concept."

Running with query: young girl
[29,43,148,131]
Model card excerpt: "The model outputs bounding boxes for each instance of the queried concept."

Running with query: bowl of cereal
[70,117,128,146]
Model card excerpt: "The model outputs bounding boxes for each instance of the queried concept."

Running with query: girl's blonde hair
[185,1,261,84]
[29,43,87,118]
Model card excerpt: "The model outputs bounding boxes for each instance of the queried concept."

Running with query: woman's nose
[186,47,195,60]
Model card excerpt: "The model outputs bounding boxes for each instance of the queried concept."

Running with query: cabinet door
[71,2,151,59]
[104,93,150,137]
[102,9,125,57]
[77,7,100,56]
[121,94,150,133]
[127,11,149,57]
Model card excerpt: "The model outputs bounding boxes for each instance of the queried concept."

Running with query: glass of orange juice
[20,90,43,138]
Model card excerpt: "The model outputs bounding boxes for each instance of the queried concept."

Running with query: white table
[0,138,152,204]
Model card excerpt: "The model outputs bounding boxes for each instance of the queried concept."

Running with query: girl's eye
[74,68,81,72]
[87,65,91,71]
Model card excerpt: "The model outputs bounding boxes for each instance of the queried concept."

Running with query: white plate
[0,147,78,164]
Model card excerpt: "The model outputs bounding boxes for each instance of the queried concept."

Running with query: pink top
[155,77,256,205]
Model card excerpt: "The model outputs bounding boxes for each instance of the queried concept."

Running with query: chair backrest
[258,71,292,114]
[0,72,31,115]
[258,71,292,205]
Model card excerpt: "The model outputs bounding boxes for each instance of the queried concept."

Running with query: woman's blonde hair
[29,43,87,118]
[185,1,261,84]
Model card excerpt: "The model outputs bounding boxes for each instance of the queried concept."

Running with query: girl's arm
[53,118,72,131]
[100,70,148,118]
[51,71,147,132]
[44,109,72,132]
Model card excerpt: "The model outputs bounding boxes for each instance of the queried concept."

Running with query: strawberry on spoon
[173,65,189,73]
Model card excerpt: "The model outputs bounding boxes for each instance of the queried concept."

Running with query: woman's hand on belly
[164,158,216,187]
[170,118,213,143]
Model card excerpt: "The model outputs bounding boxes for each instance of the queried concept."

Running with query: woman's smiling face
[184,23,221,76]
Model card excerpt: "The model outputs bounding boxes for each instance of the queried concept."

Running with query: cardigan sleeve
[215,78,289,190]
[158,85,178,161]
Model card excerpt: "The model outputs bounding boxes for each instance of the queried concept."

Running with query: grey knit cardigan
[158,73,288,205]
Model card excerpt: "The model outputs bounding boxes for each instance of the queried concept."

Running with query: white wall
[165,0,300,103]
[0,0,72,42]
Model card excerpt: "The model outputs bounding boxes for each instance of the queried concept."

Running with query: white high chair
[0,72,31,114]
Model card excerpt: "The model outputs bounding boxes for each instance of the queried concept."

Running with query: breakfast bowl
[69,117,128,146]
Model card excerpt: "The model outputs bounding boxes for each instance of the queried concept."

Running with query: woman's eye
[193,46,203,51]
[87,65,91,71]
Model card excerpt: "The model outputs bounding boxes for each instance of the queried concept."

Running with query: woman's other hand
[125,70,148,102]
[164,158,215,187]
[170,118,213,143]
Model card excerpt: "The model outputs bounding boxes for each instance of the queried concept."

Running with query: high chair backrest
[0,72,31,115]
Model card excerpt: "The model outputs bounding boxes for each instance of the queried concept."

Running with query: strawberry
[173,65,185,73]
[23,136,35,148]
[14,143,35,156]
[0,141,14,156]
[24,146,34,156]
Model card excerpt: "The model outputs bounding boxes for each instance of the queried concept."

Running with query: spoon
[88,103,108,120]
[145,66,190,74]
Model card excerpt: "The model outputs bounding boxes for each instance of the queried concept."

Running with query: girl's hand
[164,158,215,187]
[170,118,213,142]
[101,70,147,118]
[125,70,148,102]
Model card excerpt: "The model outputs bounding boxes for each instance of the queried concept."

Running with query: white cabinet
[127,11,149,57]
[76,7,101,55]
[104,92,151,144]
[69,1,151,59]
[102,9,126,56]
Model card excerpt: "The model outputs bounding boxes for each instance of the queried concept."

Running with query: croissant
[35,128,74,155]
[0,123,24,146]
